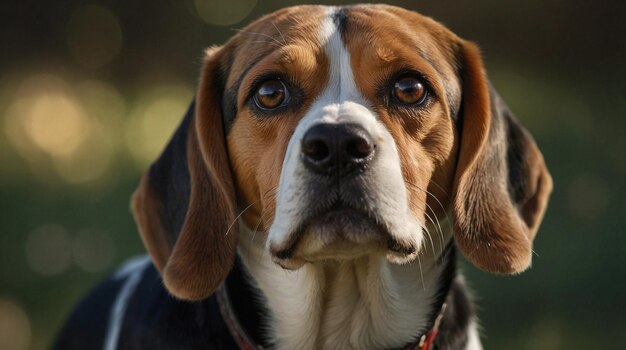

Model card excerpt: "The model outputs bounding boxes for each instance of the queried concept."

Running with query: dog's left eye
[392,74,427,105]
[253,79,289,110]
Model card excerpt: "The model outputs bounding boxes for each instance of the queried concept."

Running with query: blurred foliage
[0,1,624,349]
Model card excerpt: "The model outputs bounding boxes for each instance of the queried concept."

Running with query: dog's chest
[240,232,444,349]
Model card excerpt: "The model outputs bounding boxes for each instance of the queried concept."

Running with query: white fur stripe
[103,255,151,350]
[465,320,483,350]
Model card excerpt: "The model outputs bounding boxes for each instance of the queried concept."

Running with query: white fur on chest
[240,223,448,349]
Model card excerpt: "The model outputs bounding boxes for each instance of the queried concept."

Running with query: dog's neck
[237,221,454,350]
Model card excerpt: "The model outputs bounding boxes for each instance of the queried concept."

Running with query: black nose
[301,123,375,176]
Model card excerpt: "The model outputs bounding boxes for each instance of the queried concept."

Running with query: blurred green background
[0,1,624,349]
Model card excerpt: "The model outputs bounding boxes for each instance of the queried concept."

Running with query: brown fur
[452,42,553,273]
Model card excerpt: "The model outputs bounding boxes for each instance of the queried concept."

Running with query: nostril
[302,138,330,162]
[301,123,375,176]
[346,136,374,159]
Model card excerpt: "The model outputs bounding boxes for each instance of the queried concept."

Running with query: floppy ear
[131,47,238,300]
[452,41,553,274]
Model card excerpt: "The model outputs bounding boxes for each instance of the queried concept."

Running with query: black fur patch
[53,276,126,349]
[505,112,530,205]
[425,245,473,350]
[222,85,238,134]
[225,257,273,348]
[333,7,349,34]
[54,258,265,349]
[434,277,473,350]
[147,102,194,246]
[117,264,236,349]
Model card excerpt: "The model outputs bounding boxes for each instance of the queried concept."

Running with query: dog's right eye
[253,79,289,110]
[392,74,427,105]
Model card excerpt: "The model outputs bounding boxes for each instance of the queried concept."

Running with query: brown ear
[452,41,553,274]
[131,47,238,300]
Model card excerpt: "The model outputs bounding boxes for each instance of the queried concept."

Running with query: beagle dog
[55,4,552,350]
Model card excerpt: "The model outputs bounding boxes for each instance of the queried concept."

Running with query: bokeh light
[5,74,88,159]
[25,224,72,276]
[124,85,194,169]
[51,80,124,186]
[4,75,126,187]
[23,95,87,156]
[0,299,31,350]
[75,80,127,123]
[66,5,123,69]
[72,229,115,273]
[193,0,257,26]
[52,121,117,185]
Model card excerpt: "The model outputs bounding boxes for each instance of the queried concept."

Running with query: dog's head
[131,5,552,300]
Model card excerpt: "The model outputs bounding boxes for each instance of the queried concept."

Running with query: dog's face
[132,5,552,300]
[227,6,460,268]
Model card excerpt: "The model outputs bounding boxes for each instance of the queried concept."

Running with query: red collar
[404,302,446,350]
[216,283,446,350]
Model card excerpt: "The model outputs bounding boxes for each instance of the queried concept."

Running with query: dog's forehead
[224,5,458,84]
[339,6,459,72]
[223,5,328,84]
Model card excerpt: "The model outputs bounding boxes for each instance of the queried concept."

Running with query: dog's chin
[270,209,420,270]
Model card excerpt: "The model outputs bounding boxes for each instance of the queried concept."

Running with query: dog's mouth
[269,200,418,269]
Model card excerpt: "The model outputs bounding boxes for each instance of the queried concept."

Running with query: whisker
[427,179,450,198]
[246,204,266,258]
[405,181,449,219]
[233,28,283,46]
[225,201,258,236]
[423,202,445,258]
[405,181,452,255]
[243,185,278,261]
[408,194,445,259]
[417,253,425,291]
[247,40,282,48]
[271,21,287,45]
[422,214,438,259]
[426,191,450,226]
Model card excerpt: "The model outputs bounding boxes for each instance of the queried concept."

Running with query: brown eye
[253,79,288,110]
[392,75,427,105]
